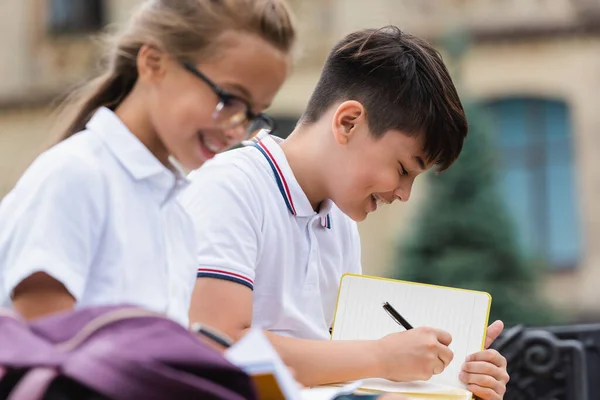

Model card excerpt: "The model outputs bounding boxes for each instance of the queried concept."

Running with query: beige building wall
[273,0,600,318]
[0,108,54,196]
[462,38,600,315]
[0,0,598,318]
[0,1,31,98]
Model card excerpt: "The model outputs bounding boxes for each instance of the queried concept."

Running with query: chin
[343,208,368,222]
[355,212,369,222]
[334,199,369,222]
[184,147,217,168]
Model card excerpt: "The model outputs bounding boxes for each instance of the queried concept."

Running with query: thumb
[485,320,504,349]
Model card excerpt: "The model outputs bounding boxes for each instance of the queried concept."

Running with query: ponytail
[56,58,138,142]
[53,0,296,143]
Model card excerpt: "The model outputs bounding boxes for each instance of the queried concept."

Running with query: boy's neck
[280,125,328,212]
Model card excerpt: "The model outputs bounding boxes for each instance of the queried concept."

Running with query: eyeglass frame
[182,62,276,138]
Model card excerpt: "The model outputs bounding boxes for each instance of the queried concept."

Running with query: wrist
[366,338,387,379]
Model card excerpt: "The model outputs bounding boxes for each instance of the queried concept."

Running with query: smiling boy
[180,26,509,400]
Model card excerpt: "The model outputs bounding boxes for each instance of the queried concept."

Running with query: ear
[331,100,366,145]
[136,44,167,83]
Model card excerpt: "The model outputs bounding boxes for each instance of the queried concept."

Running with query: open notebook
[330,274,492,400]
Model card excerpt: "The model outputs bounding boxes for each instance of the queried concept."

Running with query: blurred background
[0,0,599,325]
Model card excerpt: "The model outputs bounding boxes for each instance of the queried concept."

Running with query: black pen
[382,301,413,330]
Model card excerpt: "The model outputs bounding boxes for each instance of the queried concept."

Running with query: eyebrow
[414,156,426,171]
[222,83,271,111]
[222,83,253,103]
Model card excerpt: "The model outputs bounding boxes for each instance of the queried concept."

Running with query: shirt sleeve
[179,159,262,291]
[0,150,106,303]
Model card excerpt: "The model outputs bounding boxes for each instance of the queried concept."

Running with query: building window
[48,0,106,35]
[484,98,581,270]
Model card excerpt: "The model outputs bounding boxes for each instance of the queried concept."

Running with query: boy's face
[328,101,433,222]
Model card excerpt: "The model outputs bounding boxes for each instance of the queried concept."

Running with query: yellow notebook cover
[330,274,492,400]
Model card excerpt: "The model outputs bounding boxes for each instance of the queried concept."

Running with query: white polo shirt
[180,132,362,340]
[0,107,197,326]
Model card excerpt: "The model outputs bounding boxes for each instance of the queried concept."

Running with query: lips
[370,194,378,212]
[370,194,389,212]
[197,130,223,160]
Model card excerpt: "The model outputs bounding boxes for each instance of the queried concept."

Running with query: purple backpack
[0,305,257,400]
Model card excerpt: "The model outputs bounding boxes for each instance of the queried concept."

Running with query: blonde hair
[56,0,297,141]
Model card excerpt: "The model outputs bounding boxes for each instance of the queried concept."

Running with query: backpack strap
[7,367,58,400]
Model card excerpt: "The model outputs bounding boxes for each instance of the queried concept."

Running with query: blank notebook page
[331,275,491,389]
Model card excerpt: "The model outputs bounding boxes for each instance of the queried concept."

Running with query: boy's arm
[189,277,380,384]
[182,161,452,386]
[189,277,453,387]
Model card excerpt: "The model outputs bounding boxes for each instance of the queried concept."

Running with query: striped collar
[245,131,332,229]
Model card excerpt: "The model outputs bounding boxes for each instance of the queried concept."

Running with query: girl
[0,0,296,326]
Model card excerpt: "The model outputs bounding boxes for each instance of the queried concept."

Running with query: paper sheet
[331,275,490,392]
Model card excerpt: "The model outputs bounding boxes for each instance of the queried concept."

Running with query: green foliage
[396,103,558,327]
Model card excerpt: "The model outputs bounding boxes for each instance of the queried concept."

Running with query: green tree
[396,103,558,327]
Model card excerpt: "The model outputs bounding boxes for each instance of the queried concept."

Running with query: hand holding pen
[372,301,454,382]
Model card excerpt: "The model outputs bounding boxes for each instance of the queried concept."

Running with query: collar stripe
[251,135,332,230]
[252,143,297,215]
[321,214,332,229]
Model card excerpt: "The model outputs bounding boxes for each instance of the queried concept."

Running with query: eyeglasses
[182,62,275,140]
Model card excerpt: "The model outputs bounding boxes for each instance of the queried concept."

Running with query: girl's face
[141,32,290,170]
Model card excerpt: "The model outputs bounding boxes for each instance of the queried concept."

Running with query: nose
[393,180,413,203]
[223,123,247,147]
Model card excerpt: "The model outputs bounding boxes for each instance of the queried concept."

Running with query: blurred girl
[0,0,296,326]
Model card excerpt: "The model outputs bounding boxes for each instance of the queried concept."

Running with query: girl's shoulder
[13,131,108,199]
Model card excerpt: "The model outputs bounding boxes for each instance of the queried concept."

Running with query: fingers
[403,327,454,379]
[466,349,507,369]
[438,343,454,367]
[484,320,504,349]
[434,328,453,346]
[427,328,452,376]
[462,361,509,383]
[431,338,454,376]
[433,358,445,375]
[460,370,505,391]
[461,350,509,400]
[465,383,504,400]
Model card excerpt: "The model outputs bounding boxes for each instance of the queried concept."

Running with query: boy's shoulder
[188,144,267,184]
[183,144,272,208]
[187,133,288,190]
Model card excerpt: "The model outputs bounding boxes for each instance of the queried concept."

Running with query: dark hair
[55,0,296,142]
[300,26,467,171]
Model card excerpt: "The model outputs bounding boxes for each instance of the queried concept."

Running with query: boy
[180,26,509,399]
